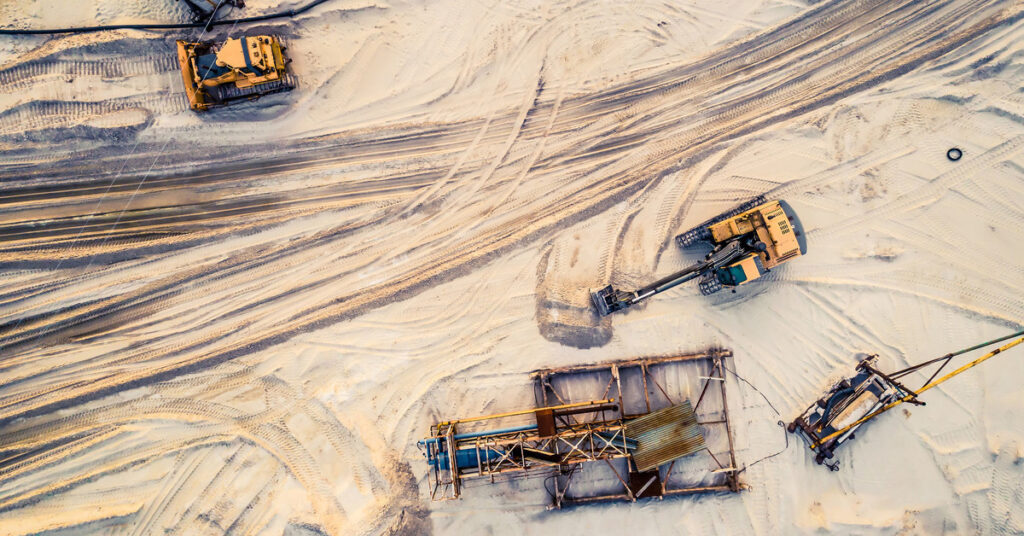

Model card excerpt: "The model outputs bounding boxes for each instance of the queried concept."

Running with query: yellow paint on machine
[175,35,293,111]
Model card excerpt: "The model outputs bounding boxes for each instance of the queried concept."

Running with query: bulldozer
[591,197,807,316]
[176,35,296,111]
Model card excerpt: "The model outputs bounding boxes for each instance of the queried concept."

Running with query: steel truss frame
[423,349,742,507]
[534,349,740,508]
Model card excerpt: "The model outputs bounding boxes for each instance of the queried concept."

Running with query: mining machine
[176,0,244,28]
[176,35,295,111]
[591,197,807,316]
[789,330,1024,470]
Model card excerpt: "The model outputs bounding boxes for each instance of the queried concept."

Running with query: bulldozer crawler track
[0,56,178,89]
[208,72,298,106]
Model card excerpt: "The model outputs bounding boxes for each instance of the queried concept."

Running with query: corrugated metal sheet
[626,400,705,472]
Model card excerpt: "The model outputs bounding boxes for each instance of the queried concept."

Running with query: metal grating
[626,400,705,472]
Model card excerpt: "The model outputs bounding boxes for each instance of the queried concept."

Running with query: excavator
[176,35,296,111]
[789,331,1024,470]
[591,196,807,316]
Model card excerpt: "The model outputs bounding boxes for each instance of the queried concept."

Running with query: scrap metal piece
[626,400,705,472]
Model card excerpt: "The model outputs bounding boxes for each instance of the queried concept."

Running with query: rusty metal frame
[533,349,741,508]
[421,348,741,507]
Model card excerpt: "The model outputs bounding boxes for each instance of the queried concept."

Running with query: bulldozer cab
[215,37,274,73]
[191,37,281,87]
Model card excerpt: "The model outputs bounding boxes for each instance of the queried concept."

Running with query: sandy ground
[1,0,1023,534]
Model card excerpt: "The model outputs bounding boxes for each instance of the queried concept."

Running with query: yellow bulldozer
[176,35,296,111]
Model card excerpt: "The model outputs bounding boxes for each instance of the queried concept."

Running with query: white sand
[0,0,1022,534]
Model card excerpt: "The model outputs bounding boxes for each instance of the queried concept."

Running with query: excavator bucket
[591,286,627,317]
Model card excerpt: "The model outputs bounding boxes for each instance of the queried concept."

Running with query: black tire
[947,148,962,161]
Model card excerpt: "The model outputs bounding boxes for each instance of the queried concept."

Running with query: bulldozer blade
[176,41,207,111]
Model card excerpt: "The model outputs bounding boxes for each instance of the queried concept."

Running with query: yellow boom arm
[437,399,616,427]
[812,335,1024,448]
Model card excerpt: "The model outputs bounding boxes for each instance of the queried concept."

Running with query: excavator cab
[716,253,767,286]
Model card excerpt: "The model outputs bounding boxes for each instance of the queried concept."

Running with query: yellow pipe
[437,399,616,427]
[812,336,1024,449]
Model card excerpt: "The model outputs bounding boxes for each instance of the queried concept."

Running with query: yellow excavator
[592,197,807,316]
[176,35,295,111]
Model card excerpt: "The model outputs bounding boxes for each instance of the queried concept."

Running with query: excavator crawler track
[698,273,722,295]
[675,195,767,248]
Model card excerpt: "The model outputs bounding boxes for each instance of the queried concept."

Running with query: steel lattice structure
[421,348,742,508]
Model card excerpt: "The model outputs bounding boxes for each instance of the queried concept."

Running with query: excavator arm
[591,240,748,316]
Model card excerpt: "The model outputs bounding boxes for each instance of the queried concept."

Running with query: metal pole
[716,355,740,492]
[437,399,615,426]
[890,329,1024,378]
[614,365,625,420]
[641,362,651,413]
[662,461,675,495]
[915,336,1023,395]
